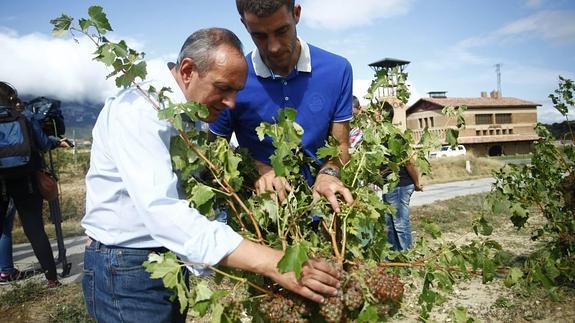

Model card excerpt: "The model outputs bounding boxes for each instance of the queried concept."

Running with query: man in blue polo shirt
[210,0,353,212]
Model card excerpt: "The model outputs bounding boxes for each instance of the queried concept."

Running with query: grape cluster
[319,292,344,323]
[224,300,244,321]
[343,277,364,311]
[258,294,310,323]
[367,265,404,303]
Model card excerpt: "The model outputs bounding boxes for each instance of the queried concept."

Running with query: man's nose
[222,92,237,109]
[267,35,281,54]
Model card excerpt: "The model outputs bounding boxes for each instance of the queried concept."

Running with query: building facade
[405,91,539,156]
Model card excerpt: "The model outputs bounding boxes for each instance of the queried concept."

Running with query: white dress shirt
[82,66,243,269]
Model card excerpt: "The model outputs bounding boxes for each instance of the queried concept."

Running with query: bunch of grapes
[319,292,345,323]
[258,294,310,323]
[367,264,404,303]
[343,276,364,311]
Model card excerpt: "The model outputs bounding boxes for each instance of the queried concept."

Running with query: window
[424,118,429,128]
[502,129,507,135]
[476,130,481,136]
[495,113,511,124]
[418,119,423,128]
[475,114,493,125]
[430,117,435,128]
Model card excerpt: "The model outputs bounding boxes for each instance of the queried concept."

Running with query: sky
[1,0,574,124]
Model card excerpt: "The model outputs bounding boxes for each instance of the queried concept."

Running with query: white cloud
[0,29,167,103]
[525,0,543,8]
[460,10,575,48]
[301,0,414,30]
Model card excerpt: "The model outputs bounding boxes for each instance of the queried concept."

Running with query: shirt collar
[251,37,312,79]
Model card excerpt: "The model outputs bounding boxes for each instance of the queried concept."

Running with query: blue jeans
[82,239,187,323]
[0,200,16,273]
[383,184,415,251]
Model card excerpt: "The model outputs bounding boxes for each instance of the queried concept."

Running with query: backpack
[25,97,65,137]
[0,106,34,178]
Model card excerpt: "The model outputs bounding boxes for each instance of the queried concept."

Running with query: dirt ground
[2,180,574,322]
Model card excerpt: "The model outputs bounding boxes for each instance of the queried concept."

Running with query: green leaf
[190,184,215,208]
[504,267,523,287]
[88,6,113,33]
[194,281,213,302]
[210,303,224,323]
[446,128,459,147]
[277,243,309,279]
[78,18,93,32]
[49,14,73,37]
[357,303,379,322]
[422,219,442,239]
[316,145,339,159]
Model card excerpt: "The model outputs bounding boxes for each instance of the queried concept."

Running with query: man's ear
[293,4,301,24]
[179,57,197,83]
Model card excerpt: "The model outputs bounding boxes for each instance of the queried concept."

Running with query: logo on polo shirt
[307,92,325,112]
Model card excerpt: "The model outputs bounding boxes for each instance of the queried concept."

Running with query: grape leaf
[88,6,113,33]
[50,14,73,37]
[277,242,309,279]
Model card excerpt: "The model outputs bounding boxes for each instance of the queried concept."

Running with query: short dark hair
[352,96,360,109]
[177,28,244,74]
[0,82,18,107]
[236,0,294,17]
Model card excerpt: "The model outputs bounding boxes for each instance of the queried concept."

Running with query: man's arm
[312,121,353,212]
[405,160,423,191]
[219,240,340,303]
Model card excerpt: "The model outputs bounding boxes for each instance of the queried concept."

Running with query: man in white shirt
[82,28,339,323]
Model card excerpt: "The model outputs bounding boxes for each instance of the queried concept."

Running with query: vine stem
[351,153,366,188]
[321,218,342,262]
[225,199,247,232]
[206,265,272,296]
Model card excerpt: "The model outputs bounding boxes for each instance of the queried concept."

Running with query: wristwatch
[318,167,340,178]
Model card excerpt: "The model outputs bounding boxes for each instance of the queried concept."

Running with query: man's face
[181,44,247,123]
[241,4,301,75]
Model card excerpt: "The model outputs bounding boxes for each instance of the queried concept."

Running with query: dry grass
[11,169,86,244]
[422,154,507,185]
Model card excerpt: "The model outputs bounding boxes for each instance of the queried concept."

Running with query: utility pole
[495,63,502,96]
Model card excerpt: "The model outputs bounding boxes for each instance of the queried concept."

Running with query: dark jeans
[0,176,57,280]
[83,239,188,323]
[0,199,16,273]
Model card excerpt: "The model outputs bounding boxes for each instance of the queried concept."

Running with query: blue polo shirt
[210,40,353,183]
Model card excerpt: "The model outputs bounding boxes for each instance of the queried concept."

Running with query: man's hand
[415,183,424,191]
[312,173,353,213]
[254,161,292,201]
[270,258,341,303]
[220,240,341,303]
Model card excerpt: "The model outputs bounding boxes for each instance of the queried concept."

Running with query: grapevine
[49,6,568,322]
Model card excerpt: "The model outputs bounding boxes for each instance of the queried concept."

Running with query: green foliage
[491,76,575,292]
[51,6,146,88]
[277,242,310,279]
[144,252,190,311]
[57,6,558,322]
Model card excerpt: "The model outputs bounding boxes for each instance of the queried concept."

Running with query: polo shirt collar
[251,37,311,79]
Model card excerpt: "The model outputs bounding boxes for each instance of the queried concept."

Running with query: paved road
[4,177,497,284]
[410,177,496,207]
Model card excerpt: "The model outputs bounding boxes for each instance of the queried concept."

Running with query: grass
[422,154,506,185]
[0,279,93,323]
